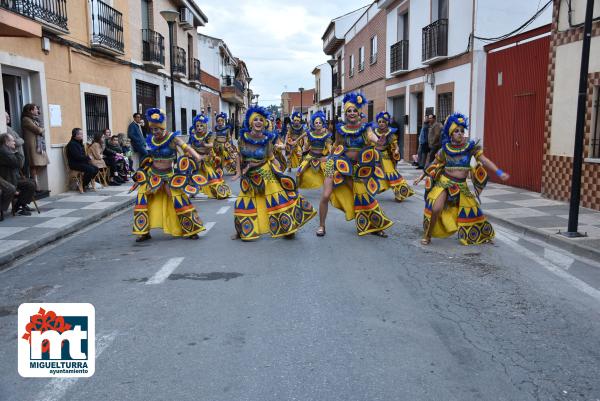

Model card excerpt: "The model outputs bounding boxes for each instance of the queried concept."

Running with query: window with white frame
[358,47,365,71]
[370,36,377,64]
[349,54,354,77]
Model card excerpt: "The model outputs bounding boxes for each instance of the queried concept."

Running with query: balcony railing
[173,47,186,77]
[0,0,68,32]
[142,29,164,67]
[189,58,201,82]
[358,61,365,72]
[223,76,245,92]
[90,0,124,54]
[222,76,245,104]
[370,53,377,64]
[390,40,409,73]
[422,18,448,63]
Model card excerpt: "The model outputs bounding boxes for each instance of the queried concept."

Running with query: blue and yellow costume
[297,111,332,189]
[188,114,232,199]
[234,106,316,240]
[324,93,393,236]
[285,112,308,169]
[131,108,206,238]
[213,112,237,175]
[372,111,414,201]
[422,113,494,245]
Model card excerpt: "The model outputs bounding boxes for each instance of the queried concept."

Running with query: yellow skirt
[197,160,232,199]
[379,157,414,201]
[423,174,494,245]
[234,162,317,241]
[331,177,394,236]
[287,146,303,169]
[297,156,326,189]
[214,142,236,174]
[133,184,205,237]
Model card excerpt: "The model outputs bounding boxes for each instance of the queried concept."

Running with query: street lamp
[298,87,304,123]
[160,9,179,132]
[327,58,336,124]
[254,94,260,106]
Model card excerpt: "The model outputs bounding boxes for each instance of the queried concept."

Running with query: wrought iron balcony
[142,29,164,68]
[422,18,448,63]
[173,46,186,78]
[189,58,201,83]
[0,0,68,34]
[390,40,409,73]
[90,0,124,55]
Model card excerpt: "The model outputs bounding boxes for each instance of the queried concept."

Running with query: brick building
[281,89,315,119]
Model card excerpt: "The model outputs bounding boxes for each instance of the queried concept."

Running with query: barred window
[84,93,109,142]
[437,92,453,123]
[591,87,600,158]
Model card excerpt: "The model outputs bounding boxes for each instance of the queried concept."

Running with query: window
[370,36,377,64]
[592,87,600,158]
[192,109,197,118]
[437,92,453,123]
[349,54,355,77]
[358,47,365,71]
[84,93,109,142]
[181,108,187,131]
[367,101,374,122]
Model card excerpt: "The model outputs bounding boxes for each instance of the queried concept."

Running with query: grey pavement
[1,177,600,401]
[396,161,600,260]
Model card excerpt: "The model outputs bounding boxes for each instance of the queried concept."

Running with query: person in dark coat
[66,128,98,189]
[127,113,147,168]
[0,133,36,215]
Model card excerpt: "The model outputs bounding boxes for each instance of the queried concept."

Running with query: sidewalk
[396,162,600,260]
[0,186,136,267]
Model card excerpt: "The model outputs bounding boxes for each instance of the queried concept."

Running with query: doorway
[2,74,24,134]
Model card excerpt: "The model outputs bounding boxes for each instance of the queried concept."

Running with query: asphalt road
[1,177,600,401]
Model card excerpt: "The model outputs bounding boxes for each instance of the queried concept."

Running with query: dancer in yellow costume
[413,112,509,245]
[371,111,414,201]
[131,108,207,242]
[284,111,307,170]
[188,114,232,199]
[316,93,393,237]
[297,110,332,189]
[213,112,237,175]
[232,106,316,241]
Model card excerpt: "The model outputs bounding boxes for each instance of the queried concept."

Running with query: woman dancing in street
[232,106,316,241]
[413,112,509,245]
[371,111,414,202]
[213,112,237,175]
[316,93,393,237]
[188,114,232,199]
[297,111,332,190]
[131,108,207,242]
[284,112,308,171]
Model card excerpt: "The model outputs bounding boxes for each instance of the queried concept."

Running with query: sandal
[371,230,388,238]
[316,226,326,237]
[135,233,151,242]
[230,233,240,240]
[187,234,200,240]
[420,237,431,245]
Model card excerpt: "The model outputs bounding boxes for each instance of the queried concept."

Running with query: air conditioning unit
[179,7,193,29]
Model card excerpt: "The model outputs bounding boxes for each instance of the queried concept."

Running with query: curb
[0,198,135,268]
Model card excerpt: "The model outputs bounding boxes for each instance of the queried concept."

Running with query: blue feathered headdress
[190,114,209,135]
[376,111,392,123]
[343,92,368,111]
[442,112,469,144]
[145,108,166,129]
[244,106,270,130]
[310,110,327,130]
[291,111,302,122]
[215,112,227,122]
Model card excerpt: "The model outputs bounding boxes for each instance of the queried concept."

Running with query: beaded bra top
[336,123,368,152]
[147,131,178,161]
[372,127,397,149]
[188,131,213,152]
[443,140,480,170]
[214,125,231,141]
[307,130,332,153]
[239,130,275,163]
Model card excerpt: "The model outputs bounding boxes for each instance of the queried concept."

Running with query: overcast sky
[200,0,370,107]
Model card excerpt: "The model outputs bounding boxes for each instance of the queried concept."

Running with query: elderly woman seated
[0,133,36,215]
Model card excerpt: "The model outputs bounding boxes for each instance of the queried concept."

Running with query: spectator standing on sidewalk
[417,116,430,169]
[66,128,98,190]
[127,113,147,169]
[0,133,36,215]
[427,114,443,163]
[21,103,49,188]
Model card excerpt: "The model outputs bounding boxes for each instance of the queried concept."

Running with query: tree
[265,104,280,118]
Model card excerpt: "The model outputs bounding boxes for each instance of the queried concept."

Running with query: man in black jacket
[127,113,147,169]
[66,128,98,190]
[0,133,35,215]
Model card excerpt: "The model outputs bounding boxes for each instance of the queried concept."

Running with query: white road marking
[495,230,600,303]
[216,206,230,215]
[35,331,118,401]
[544,248,575,270]
[199,222,216,237]
[146,257,185,285]
[227,197,237,202]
